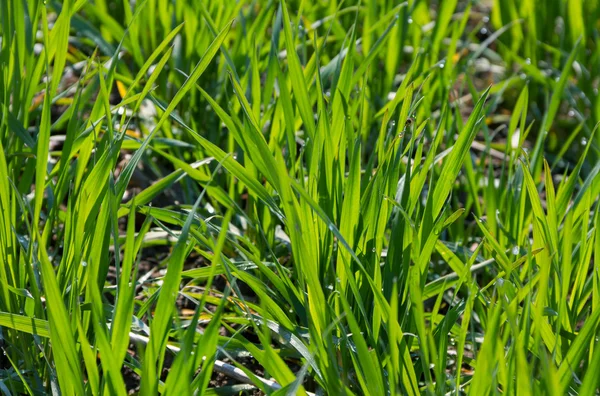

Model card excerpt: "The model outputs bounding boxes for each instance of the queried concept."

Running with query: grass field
[1,0,600,394]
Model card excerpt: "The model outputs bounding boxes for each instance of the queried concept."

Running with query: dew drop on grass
[512,246,520,255]
[480,28,488,35]
[581,138,588,146]
[525,58,531,65]
[568,110,575,117]
[439,62,445,69]
[371,248,376,253]
[81,261,87,267]
[327,284,334,291]
[408,18,413,24]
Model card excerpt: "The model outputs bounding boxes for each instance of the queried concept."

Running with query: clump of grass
[1,0,599,395]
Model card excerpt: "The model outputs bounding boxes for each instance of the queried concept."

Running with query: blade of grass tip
[351,8,405,86]
[116,20,233,199]
[429,0,457,61]
[125,23,184,99]
[530,39,581,177]
[431,87,490,219]
[556,123,599,218]
[152,95,284,220]
[280,0,315,139]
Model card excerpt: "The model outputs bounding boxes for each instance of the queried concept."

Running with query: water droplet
[581,138,588,146]
[480,28,488,35]
[327,284,334,291]
[568,110,575,117]
[524,58,531,65]
[407,18,413,24]
[482,16,490,23]
[81,261,87,267]
[497,278,504,287]
[429,363,435,369]
[439,62,445,69]
[512,246,520,255]
[371,248,377,253]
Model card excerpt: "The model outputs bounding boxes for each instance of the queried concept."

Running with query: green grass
[1,0,600,395]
